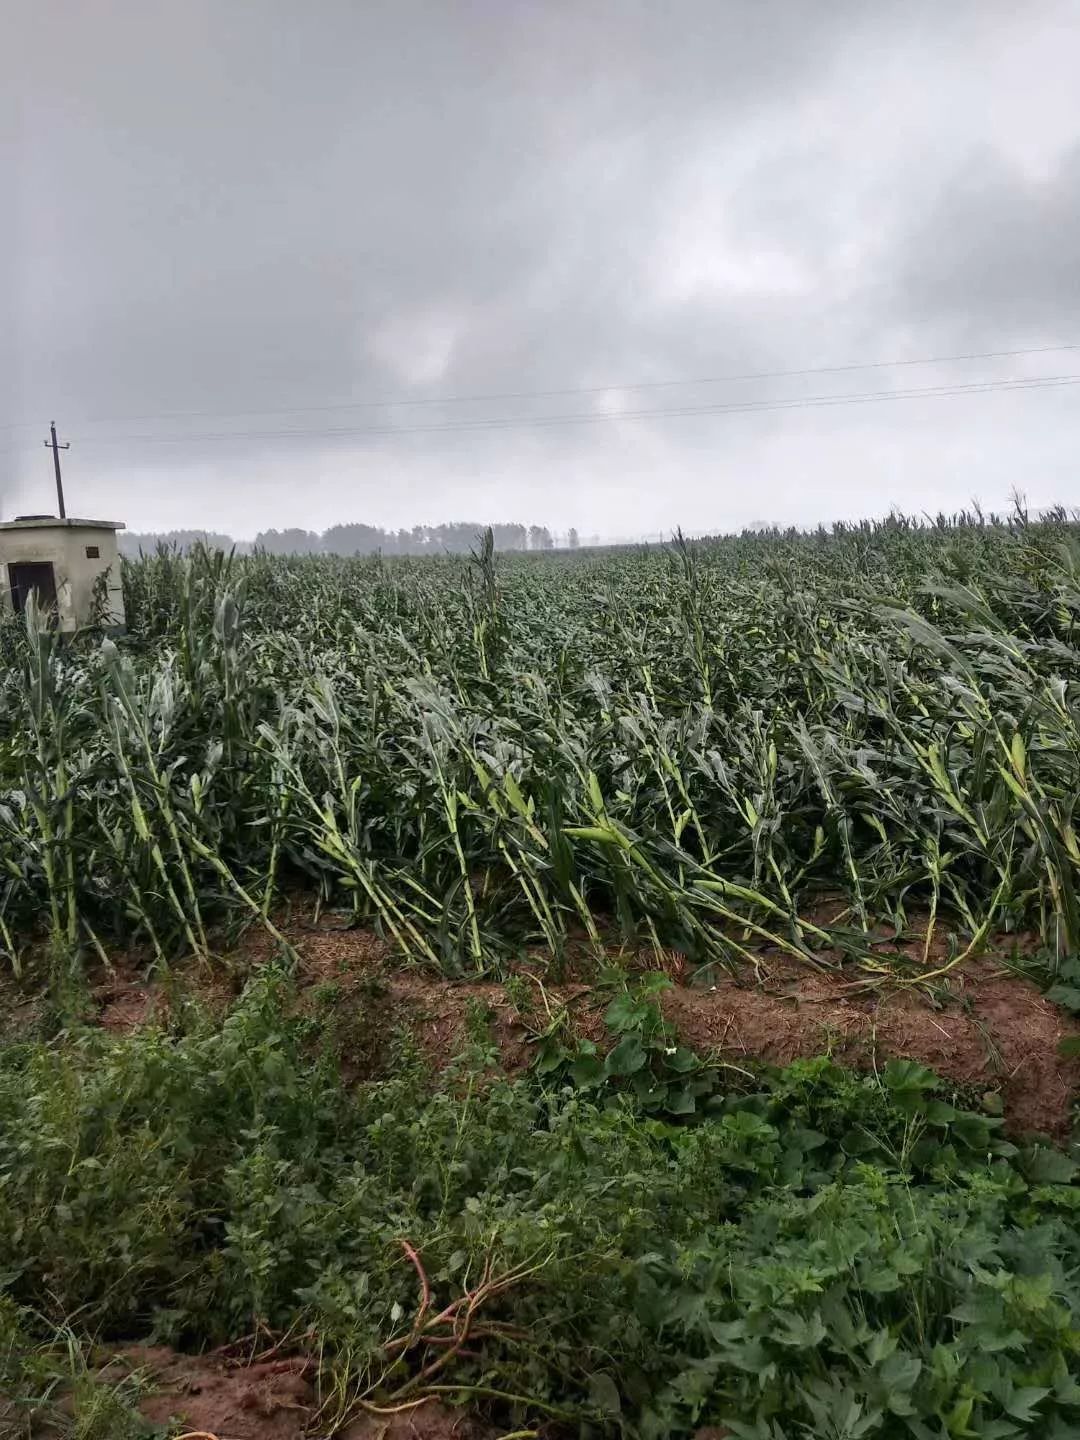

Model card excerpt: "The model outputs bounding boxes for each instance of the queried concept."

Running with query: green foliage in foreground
[3,970,1080,1437]
[5,508,1080,979]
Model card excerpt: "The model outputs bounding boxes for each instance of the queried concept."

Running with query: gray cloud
[5,0,1080,536]
[893,144,1080,334]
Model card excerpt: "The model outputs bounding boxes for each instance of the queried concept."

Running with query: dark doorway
[9,561,58,615]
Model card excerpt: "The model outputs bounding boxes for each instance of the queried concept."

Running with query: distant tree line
[255,522,556,556]
[118,521,580,558]
[119,528,242,558]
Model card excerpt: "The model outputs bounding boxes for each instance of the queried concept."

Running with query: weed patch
[3,970,1080,1436]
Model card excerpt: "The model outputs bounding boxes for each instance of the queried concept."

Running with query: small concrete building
[0,516,126,632]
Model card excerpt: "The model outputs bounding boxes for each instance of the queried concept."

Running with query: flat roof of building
[0,517,125,532]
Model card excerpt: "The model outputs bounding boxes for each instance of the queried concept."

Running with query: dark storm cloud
[893,145,1080,334]
[10,0,857,406]
[6,1,1080,535]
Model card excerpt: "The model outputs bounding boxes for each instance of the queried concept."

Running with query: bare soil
[124,1346,314,1438]
[99,1345,492,1439]
[661,959,1077,1136]
[85,916,1080,1137]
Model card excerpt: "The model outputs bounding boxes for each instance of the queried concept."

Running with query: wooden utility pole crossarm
[44,421,70,519]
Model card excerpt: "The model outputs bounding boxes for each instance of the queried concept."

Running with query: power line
[68,371,1080,447]
[3,341,1078,433]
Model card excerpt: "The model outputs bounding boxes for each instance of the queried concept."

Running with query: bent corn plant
[2,510,1080,979]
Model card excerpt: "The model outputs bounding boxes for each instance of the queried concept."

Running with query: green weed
[1,973,1079,1435]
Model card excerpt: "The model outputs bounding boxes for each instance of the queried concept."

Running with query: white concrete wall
[0,525,126,632]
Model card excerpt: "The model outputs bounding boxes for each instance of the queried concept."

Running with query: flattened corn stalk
[3,510,1080,984]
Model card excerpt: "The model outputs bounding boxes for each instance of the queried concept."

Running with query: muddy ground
[21,1341,493,1440]
[120,1346,493,1440]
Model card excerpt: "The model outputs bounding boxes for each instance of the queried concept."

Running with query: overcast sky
[4,1,1080,539]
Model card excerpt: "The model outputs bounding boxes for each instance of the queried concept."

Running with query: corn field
[4,506,1080,979]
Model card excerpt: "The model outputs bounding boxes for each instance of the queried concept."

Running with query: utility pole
[44,422,70,519]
